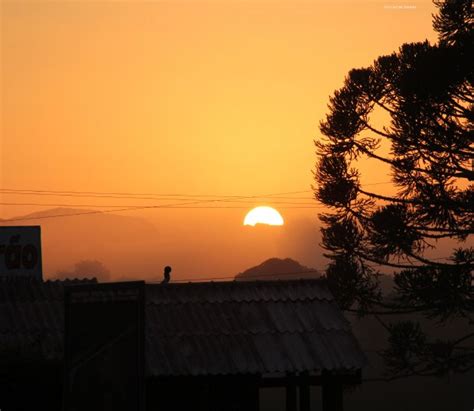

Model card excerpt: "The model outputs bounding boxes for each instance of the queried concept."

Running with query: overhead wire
[0,200,324,207]
[0,188,326,222]
[99,253,459,283]
[0,202,325,209]
[0,181,394,222]
[149,269,322,283]
[0,180,393,200]
[0,188,312,198]
[0,188,312,200]
[96,254,458,284]
[0,191,313,201]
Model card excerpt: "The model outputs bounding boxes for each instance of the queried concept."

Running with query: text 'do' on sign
[0,226,42,280]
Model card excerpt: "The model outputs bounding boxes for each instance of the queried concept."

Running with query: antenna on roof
[162,266,172,284]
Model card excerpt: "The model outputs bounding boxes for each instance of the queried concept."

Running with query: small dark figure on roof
[162,266,172,284]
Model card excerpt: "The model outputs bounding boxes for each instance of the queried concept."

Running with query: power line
[0,202,325,209]
[1,191,313,202]
[0,199,324,207]
[124,256,460,283]
[0,181,393,201]
[0,188,313,201]
[0,181,394,221]
[0,193,318,203]
[0,189,325,223]
[149,269,322,283]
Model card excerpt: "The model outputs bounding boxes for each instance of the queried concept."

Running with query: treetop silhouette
[314,0,473,378]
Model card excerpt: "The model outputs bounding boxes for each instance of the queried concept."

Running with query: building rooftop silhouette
[0,277,366,376]
[145,279,366,376]
[0,277,95,361]
[1,277,369,410]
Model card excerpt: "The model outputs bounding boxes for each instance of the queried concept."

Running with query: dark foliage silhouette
[54,259,111,282]
[314,0,473,379]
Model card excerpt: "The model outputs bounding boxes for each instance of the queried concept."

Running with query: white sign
[0,226,42,279]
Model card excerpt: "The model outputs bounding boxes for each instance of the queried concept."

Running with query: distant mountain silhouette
[0,207,98,222]
[235,257,319,281]
[0,207,154,225]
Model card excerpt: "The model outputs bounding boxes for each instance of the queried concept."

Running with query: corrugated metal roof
[145,280,366,376]
[146,280,334,304]
[146,331,365,376]
[0,278,95,361]
[0,278,367,376]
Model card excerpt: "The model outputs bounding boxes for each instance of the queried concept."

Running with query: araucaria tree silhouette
[314,0,473,378]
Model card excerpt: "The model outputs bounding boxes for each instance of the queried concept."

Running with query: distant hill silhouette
[52,259,111,282]
[0,207,100,222]
[235,257,319,281]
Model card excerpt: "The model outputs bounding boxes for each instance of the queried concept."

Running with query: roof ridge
[146,278,327,286]
[145,329,352,337]
[145,297,335,304]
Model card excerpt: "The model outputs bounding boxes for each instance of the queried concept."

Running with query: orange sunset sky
[1,0,440,280]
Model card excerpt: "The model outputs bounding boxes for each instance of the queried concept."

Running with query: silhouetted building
[145,279,366,411]
[0,277,96,411]
[1,277,366,411]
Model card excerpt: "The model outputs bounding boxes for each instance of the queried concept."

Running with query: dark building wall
[146,376,259,411]
[0,360,62,411]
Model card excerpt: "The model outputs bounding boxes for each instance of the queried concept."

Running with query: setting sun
[243,206,284,227]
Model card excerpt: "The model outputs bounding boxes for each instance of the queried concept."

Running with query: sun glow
[243,206,284,226]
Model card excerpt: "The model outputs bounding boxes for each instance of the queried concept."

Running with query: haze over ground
[1,207,324,280]
[2,206,464,281]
